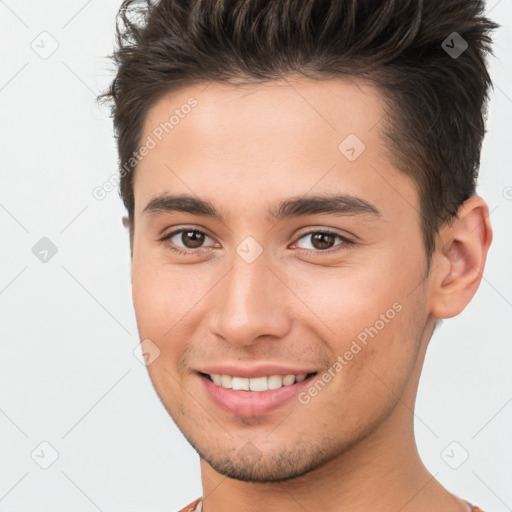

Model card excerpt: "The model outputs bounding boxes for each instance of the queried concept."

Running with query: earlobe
[429,196,492,319]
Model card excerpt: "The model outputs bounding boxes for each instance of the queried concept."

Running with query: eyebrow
[142,193,381,222]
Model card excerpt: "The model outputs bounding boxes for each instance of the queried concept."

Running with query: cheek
[337,288,426,413]
[289,255,425,399]
[281,257,411,342]
[131,257,196,409]
[131,252,219,385]
[131,247,207,335]
[302,306,422,438]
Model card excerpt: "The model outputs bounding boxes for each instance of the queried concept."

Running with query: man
[100,0,497,510]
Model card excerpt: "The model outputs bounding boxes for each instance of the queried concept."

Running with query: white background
[0,1,510,510]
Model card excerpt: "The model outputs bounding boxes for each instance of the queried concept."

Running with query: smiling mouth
[199,371,318,392]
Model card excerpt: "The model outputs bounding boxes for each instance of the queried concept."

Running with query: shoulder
[178,497,202,512]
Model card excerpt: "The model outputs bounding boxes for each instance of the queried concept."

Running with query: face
[131,77,434,482]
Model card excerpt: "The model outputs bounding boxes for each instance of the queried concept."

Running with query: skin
[130,77,492,511]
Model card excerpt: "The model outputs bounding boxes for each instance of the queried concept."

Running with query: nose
[208,249,292,348]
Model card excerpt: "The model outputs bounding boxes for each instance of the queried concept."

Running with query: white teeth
[249,376,268,391]
[267,375,283,390]
[208,373,310,391]
[220,375,232,388]
[232,377,249,391]
[282,374,296,386]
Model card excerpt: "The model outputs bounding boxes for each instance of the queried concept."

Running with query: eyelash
[158,227,355,256]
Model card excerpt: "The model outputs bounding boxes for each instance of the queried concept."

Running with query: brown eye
[180,230,205,248]
[160,228,215,253]
[311,233,336,250]
[296,231,345,251]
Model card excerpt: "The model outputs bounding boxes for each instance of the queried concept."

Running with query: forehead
[140,76,384,158]
[133,77,417,222]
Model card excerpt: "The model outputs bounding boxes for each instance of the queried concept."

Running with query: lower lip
[198,373,316,417]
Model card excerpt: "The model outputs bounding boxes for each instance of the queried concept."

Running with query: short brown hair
[99,0,497,262]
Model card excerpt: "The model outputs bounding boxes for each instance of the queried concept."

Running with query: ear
[428,195,492,319]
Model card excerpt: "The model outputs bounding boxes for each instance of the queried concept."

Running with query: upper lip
[196,364,318,379]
